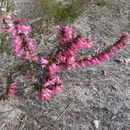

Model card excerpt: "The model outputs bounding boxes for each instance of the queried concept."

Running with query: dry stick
[0,60,21,77]
[25,113,58,130]
[0,109,13,114]
[57,104,69,120]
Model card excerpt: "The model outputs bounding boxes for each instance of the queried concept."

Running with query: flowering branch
[0,15,130,102]
[0,15,38,61]
[34,26,129,100]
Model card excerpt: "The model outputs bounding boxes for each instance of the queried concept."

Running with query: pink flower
[8,97,13,101]
[76,37,93,50]
[16,49,24,57]
[111,46,119,51]
[17,24,31,35]
[11,15,17,21]
[6,25,16,36]
[53,85,64,93]
[55,25,60,30]
[8,89,15,95]
[90,58,98,65]
[35,88,53,100]
[35,95,39,100]
[98,53,110,62]
[25,74,32,80]
[63,26,73,42]
[91,86,97,91]
[41,89,52,100]
[56,54,66,63]
[0,28,7,32]
[44,76,63,87]
[55,76,63,84]
[10,82,17,89]
[70,43,78,52]
[31,53,38,61]
[24,38,35,51]
[121,32,130,40]
[56,25,73,44]
[19,18,27,24]
[0,17,3,22]
[41,58,49,68]
[67,57,75,64]
[94,58,101,64]
[44,80,52,87]
[102,70,107,76]
[4,18,11,23]
[12,36,22,46]
[95,46,101,54]
[49,63,60,73]
[64,48,75,57]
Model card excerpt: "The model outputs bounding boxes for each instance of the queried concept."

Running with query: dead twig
[16,115,27,129]
[25,113,58,130]
[57,104,69,120]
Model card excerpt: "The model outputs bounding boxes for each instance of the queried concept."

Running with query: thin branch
[25,113,58,130]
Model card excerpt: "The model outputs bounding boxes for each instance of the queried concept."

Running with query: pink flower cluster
[35,58,64,100]
[55,27,129,70]
[0,17,3,22]
[74,32,130,69]
[0,82,17,101]
[0,15,38,61]
[55,26,93,70]
[35,76,64,100]
[7,82,17,96]
[35,26,129,100]
[0,13,129,101]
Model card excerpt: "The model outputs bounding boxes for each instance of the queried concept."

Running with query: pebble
[93,120,101,129]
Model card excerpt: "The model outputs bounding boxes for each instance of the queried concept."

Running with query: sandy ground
[0,0,130,130]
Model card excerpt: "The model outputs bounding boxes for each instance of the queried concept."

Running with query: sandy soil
[0,0,130,130]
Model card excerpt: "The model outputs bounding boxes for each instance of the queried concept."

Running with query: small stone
[1,8,6,12]
[111,85,118,90]
[124,58,130,64]
[114,59,123,64]
[24,87,33,93]
[93,120,101,129]
[101,70,107,76]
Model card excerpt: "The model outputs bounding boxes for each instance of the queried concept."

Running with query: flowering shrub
[0,14,130,102]
[0,15,38,61]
